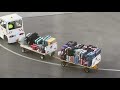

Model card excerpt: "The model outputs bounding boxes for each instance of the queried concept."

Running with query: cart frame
[60,59,99,73]
[20,44,55,60]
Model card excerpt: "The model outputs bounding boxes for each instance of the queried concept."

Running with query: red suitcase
[80,59,86,65]
[70,56,74,63]
[30,44,38,50]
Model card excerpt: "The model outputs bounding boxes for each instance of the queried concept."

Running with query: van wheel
[4,35,9,44]
[22,48,26,53]
[4,35,8,41]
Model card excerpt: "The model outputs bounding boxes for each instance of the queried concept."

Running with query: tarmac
[0,12,120,78]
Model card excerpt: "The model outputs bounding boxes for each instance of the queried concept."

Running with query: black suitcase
[66,41,77,47]
[75,44,84,49]
[60,55,66,60]
[66,47,75,56]
[25,32,39,45]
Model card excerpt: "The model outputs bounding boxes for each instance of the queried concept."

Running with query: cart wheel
[40,55,44,60]
[22,48,26,53]
[61,61,67,67]
[92,64,99,72]
[83,68,90,73]
[50,52,55,57]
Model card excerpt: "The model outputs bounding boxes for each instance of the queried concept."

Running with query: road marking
[99,68,120,72]
[0,44,60,66]
[0,44,120,72]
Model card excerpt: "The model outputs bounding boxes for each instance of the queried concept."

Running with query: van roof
[0,13,22,22]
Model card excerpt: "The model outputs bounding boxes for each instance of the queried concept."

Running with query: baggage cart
[20,43,56,60]
[59,57,101,73]
[19,33,57,60]
[58,42,101,73]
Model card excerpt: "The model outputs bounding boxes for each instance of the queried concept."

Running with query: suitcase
[80,59,86,65]
[41,46,45,53]
[84,61,88,66]
[42,35,51,45]
[75,44,84,49]
[44,36,52,46]
[65,55,70,62]
[30,44,38,50]
[66,41,77,47]
[66,55,69,62]
[37,44,43,51]
[25,33,32,44]
[25,33,39,45]
[61,45,69,51]
[35,37,42,44]
[31,33,39,43]
[88,60,92,67]
[36,37,43,45]
[74,49,81,55]
[70,56,74,63]
[45,36,52,41]
[80,59,82,65]
[74,55,79,64]
[66,48,75,56]
[95,48,101,56]
[61,54,66,60]
[87,51,95,56]
[25,33,32,39]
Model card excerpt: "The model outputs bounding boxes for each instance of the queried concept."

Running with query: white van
[0,13,25,43]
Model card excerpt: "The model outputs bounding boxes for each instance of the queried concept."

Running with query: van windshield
[8,20,22,30]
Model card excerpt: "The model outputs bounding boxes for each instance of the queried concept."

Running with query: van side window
[8,20,22,30]
[8,22,14,30]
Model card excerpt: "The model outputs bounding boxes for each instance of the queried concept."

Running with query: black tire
[4,35,8,41]
[22,48,26,53]
[40,55,44,60]
[4,35,9,44]
[83,68,90,73]
[61,61,67,67]
[50,52,55,57]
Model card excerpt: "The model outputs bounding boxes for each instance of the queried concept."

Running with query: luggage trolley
[58,41,101,73]
[19,33,57,60]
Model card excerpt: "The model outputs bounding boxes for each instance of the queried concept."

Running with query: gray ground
[0,12,73,18]
[0,12,120,78]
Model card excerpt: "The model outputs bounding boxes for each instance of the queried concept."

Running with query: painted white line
[99,68,120,72]
[0,44,120,72]
[0,44,60,66]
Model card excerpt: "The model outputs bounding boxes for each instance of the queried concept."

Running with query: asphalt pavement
[0,12,120,78]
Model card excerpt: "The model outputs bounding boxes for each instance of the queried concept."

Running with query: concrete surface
[0,12,120,78]
[0,12,73,18]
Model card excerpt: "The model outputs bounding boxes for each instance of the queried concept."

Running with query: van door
[0,26,4,39]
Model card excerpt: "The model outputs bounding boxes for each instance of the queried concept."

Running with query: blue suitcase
[35,37,42,44]
[42,35,51,45]
[61,45,69,50]
[36,37,43,45]
[95,48,101,56]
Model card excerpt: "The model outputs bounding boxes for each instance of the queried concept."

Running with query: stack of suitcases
[60,41,101,67]
[24,33,55,53]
